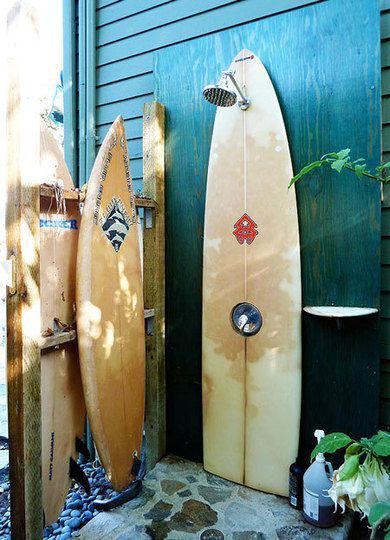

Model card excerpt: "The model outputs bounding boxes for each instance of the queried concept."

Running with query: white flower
[328,456,390,518]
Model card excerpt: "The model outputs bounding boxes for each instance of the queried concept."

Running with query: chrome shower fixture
[202,70,250,110]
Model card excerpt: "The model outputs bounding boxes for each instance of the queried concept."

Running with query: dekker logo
[40,219,78,230]
[49,431,55,480]
[233,213,258,244]
[235,54,254,63]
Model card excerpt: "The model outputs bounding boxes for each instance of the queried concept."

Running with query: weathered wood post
[143,102,166,471]
[6,1,43,538]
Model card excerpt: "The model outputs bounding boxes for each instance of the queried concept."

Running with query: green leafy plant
[369,502,390,539]
[310,431,390,520]
[288,149,390,188]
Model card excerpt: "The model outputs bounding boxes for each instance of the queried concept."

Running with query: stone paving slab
[80,455,352,540]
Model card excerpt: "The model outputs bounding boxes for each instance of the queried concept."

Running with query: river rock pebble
[0,461,121,539]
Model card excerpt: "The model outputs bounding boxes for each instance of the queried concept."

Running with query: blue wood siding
[91,0,324,193]
[381,0,390,429]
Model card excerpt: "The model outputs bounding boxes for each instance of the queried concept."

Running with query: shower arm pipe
[222,70,250,109]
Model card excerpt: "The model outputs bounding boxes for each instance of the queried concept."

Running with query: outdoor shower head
[202,85,237,107]
[203,71,250,110]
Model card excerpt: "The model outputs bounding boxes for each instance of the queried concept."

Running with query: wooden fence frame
[6,7,166,530]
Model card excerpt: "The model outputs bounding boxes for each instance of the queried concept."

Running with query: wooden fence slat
[143,102,166,471]
[6,2,42,538]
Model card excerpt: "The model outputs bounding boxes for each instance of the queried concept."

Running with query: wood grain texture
[40,124,85,525]
[202,50,301,495]
[76,116,145,491]
[6,2,42,537]
[143,102,166,472]
[156,0,381,461]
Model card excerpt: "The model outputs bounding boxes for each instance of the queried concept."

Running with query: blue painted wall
[154,0,381,460]
[67,0,383,462]
[92,0,323,193]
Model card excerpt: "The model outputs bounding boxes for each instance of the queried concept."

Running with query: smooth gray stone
[67,517,82,529]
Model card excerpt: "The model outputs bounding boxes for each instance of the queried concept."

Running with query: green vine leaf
[331,159,348,173]
[310,433,353,461]
[288,161,324,188]
[336,148,351,160]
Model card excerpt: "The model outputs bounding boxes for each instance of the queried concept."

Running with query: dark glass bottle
[289,457,304,510]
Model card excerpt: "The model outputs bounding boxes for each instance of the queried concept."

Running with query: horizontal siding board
[381,336,390,358]
[380,398,390,426]
[97,0,240,45]
[97,0,323,66]
[382,237,390,263]
[97,0,172,24]
[382,358,390,373]
[383,183,390,207]
[382,68,390,95]
[381,291,390,317]
[96,117,143,144]
[382,265,390,291]
[96,73,154,105]
[382,124,390,150]
[381,1,390,11]
[382,95,390,122]
[382,208,390,235]
[381,317,390,337]
[382,10,390,38]
[382,40,390,67]
[97,52,153,86]
[381,371,390,398]
[96,94,152,124]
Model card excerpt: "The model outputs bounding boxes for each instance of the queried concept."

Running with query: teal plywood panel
[97,52,153,86]
[97,0,323,66]
[96,72,154,105]
[97,0,239,45]
[155,0,381,461]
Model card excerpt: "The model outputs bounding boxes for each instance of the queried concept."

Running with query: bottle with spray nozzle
[302,429,339,527]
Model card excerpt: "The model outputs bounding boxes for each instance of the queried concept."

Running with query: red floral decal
[232,213,258,245]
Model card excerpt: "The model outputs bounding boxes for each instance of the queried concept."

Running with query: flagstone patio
[79,455,353,540]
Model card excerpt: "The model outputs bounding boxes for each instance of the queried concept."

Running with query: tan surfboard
[76,116,145,491]
[202,50,301,496]
[40,122,86,524]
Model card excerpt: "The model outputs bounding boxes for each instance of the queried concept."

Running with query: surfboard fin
[93,480,142,511]
[69,457,91,495]
[75,436,91,460]
[131,456,142,477]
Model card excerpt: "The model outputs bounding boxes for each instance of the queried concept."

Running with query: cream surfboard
[40,122,86,524]
[202,50,301,496]
[76,116,145,491]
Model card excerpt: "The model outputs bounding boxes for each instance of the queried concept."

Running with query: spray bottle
[303,430,338,527]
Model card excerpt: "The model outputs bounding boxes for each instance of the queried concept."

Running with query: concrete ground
[80,455,352,540]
